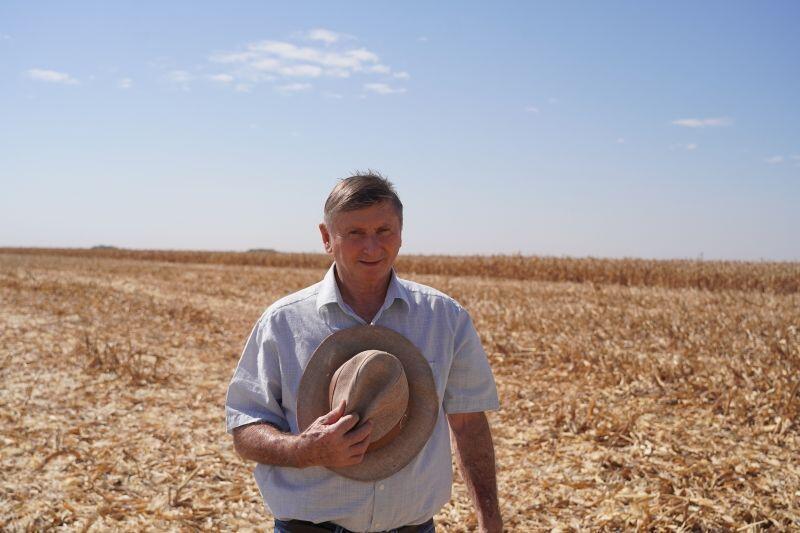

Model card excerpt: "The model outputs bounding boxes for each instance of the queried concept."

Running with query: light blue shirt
[225,264,499,532]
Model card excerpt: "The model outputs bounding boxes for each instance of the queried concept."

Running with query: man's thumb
[320,400,346,425]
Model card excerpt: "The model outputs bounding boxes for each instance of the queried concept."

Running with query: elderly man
[226,173,502,532]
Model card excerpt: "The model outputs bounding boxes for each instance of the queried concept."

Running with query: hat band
[366,410,409,452]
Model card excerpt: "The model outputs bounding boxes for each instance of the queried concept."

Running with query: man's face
[319,201,402,287]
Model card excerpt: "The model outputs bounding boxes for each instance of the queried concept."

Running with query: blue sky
[2,1,798,260]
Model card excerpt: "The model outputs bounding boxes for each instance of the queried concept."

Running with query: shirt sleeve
[225,314,290,434]
[442,308,500,414]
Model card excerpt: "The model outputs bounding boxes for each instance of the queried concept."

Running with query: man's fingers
[319,400,346,425]
[345,420,372,444]
[348,450,368,464]
[332,412,360,433]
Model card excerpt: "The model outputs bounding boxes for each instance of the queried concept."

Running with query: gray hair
[323,171,403,228]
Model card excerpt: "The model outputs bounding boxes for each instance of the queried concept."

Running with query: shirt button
[378,484,385,491]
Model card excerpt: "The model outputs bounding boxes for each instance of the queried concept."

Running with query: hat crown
[329,350,409,443]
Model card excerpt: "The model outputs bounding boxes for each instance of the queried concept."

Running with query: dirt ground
[1,252,798,531]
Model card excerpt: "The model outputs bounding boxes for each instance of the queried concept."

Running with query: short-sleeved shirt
[225,264,499,532]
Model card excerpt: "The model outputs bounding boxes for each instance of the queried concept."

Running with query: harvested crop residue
[1,252,798,531]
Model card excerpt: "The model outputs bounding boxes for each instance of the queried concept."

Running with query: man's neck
[334,267,391,323]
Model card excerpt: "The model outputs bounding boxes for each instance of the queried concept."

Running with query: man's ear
[319,223,333,254]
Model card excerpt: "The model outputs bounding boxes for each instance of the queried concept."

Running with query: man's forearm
[448,412,502,532]
[232,403,370,469]
[233,422,307,467]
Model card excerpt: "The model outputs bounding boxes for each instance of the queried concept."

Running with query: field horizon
[3,247,799,294]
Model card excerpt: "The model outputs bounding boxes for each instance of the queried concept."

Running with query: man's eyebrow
[340,225,364,233]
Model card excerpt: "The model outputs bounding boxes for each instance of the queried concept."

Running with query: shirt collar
[316,263,410,317]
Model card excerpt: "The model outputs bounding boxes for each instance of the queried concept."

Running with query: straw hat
[296,325,439,481]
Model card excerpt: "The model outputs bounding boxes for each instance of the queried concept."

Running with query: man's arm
[448,411,502,533]
[233,401,373,468]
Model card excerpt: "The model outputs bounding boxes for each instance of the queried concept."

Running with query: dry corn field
[1,249,799,531]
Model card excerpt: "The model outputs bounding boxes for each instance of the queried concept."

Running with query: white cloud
[167,70,193,83]
[616,138,626,144]
[306,28,343,45]
[235,83,252,93]
[524,105,539,113]
[765,155,784,164]
[417,36,429,42]
[277,82,312,92]
[1,33,11,40]
[323,92,343,99]
[280,64,323,77]
[253,58,281,71]
[209,74,234,83]
[547,97,558,104]
[348,48,379,63]
[364,83,406,95]
[210,51,255,64]
[117,77,133,89]
[205,32,408,96]
[165,70,193,91]
[672,117,732,128]
[368,64,391,74]
[668,143,700,151]
[27,68,78,85]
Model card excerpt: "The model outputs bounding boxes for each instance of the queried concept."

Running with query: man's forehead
[331,202,401,227]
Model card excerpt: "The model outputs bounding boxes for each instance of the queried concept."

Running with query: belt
[276,517,434,533]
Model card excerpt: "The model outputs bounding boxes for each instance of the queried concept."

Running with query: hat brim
[296,325,439,481]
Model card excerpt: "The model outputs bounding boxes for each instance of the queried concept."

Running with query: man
[226,173,502,532]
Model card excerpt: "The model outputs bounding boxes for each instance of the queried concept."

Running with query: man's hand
[295,400,373,468]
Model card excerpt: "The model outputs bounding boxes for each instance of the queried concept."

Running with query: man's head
[323,172,403,229]
[319,172,403,287]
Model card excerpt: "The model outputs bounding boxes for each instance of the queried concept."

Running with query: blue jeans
[274,518,435,533]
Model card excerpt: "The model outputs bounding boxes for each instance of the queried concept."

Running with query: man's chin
[356,257,389,268]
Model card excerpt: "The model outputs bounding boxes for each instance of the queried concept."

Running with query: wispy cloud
[368,64,391,74]
[1,33,11,40]
[208,73,234,83]
[417,36,429,43]
[669,143,700,151]
[524,105,539,114]
[164,70,193,91]
[167,70,193,83]
[765,155,784,164]
[206,31,408,96]
[117,77,133,89]
[27,68,78,85]
[364,83,406,95]
[616,138,626,144]
[277,82,312,93]
[305,28,346,45]
[672,117,732,128]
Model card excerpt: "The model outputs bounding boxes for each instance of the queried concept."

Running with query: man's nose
[362,234,380,254]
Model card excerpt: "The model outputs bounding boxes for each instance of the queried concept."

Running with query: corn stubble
[1,250,798,531]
